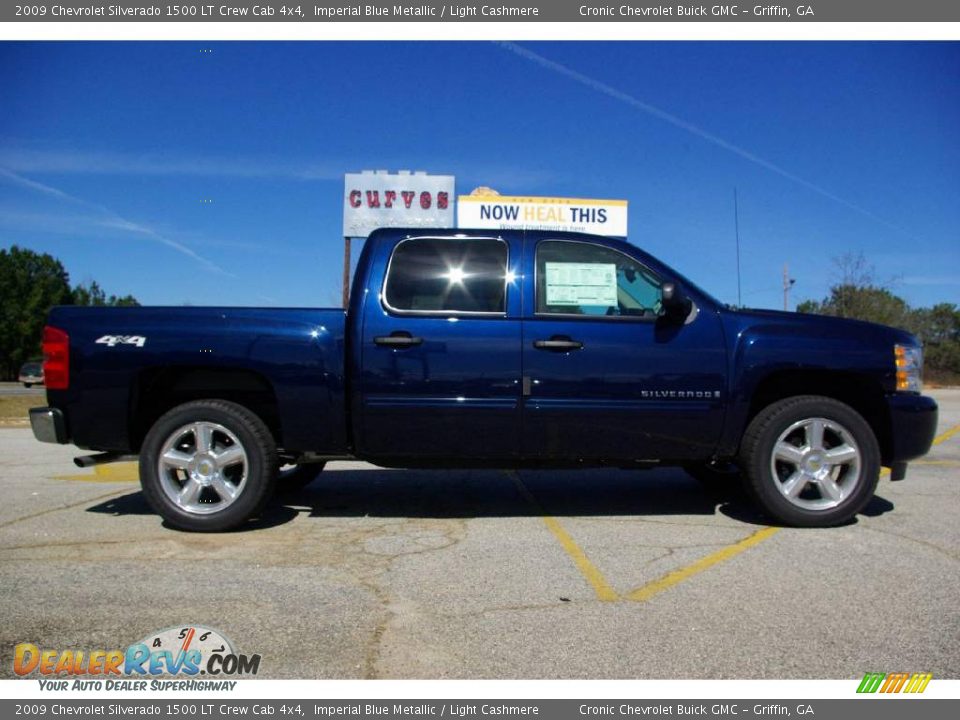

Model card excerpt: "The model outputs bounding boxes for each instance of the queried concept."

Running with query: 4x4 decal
[95,335,147,348]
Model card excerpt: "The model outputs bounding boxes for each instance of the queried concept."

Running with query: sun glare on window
[446,267,467,284]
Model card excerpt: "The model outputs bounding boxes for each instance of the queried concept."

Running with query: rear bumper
[29,407,68,445]
[885,393,938,464]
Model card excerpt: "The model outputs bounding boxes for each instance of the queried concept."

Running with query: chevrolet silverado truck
[30,228,938,531]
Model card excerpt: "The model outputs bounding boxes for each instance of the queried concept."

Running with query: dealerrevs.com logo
[14,625,261,690]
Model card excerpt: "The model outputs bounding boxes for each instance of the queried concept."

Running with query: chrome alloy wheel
[769,417,862,511]
[156,421,248,515]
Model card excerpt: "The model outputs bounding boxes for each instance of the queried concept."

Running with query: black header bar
[4,1,960,23]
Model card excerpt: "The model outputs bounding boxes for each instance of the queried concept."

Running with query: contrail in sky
[0,167,233,276]
[496,42,906,236]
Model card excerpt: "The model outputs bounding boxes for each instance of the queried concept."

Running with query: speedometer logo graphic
[138,625,235,662]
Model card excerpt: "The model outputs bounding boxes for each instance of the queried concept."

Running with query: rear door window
[384,237,508,314]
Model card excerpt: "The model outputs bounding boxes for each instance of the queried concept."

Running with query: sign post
[342,170,456,307]
[342,236,352,308]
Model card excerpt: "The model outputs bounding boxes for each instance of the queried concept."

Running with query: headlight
[894,344,923,392]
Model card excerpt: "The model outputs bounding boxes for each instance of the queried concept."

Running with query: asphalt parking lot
[0,389,957,679]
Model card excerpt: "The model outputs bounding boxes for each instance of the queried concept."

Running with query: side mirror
[661,282,692,319]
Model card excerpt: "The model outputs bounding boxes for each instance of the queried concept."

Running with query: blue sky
[1,41,957,309]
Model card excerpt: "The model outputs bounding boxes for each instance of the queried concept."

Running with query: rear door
[358,234,522,461]
[521,236,727,462]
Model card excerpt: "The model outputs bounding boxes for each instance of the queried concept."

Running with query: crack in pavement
[860,524,960,562]
[349,518,468,678]
[0,488,130,532]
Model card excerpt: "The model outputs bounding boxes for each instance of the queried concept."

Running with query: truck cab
[352,230,727,466]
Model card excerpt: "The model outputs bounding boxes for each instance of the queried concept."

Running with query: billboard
[343,170,455,237]
[457,195,628,237]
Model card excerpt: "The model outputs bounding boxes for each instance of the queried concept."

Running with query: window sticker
[544,262,618,306]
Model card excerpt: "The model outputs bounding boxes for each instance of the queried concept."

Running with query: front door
[521,237,727,462]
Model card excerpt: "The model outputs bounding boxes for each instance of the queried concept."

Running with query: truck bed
[45,305,348,455]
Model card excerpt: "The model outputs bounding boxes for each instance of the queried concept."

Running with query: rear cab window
[384,237,509,315]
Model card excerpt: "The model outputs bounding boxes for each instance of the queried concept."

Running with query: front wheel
[139,400,279,532]
[738,395,880,527]
[23,383,32,388]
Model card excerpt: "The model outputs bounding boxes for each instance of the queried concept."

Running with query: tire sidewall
[139,401,277,532]
[742,396,880,527]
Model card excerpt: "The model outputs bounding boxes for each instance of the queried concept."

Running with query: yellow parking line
[627,526,780,602]
[56,462,139,484]
[932,423,960,446]
[508,472,619,602]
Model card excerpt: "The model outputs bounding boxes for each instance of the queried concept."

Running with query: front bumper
[886,393,938,464]
[29,407,68,444]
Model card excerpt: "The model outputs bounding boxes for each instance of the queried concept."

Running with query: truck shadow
[85,467,895,531]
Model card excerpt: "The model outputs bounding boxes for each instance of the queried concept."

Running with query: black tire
[738,395,880,527]
[139,399,279,532]
[24,383,32,388]
[277,462,326,492]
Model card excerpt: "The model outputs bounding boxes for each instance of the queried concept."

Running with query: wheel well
[131,367,281,452]
[747,370,892,463]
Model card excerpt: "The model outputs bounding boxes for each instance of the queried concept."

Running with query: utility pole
[782,263,796,311]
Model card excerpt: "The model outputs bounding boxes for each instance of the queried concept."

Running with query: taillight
[42,326,69,390]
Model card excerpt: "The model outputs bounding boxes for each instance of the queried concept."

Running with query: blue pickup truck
[30,228,938,531]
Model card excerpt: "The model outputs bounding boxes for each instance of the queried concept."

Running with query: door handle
[374,332,423,348]
[533,337,583,351]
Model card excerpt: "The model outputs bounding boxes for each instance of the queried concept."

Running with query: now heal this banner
[457,195,628,237]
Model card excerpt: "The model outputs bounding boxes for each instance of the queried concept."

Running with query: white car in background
[18,361,44,388]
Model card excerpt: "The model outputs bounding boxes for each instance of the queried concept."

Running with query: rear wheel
[139,400,278,532]
[739,395,880,527]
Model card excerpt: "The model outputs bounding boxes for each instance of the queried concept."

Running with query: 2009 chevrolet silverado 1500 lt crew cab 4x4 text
[30,228,938,531]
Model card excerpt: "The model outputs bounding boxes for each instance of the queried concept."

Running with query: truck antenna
[734,187,742,307]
